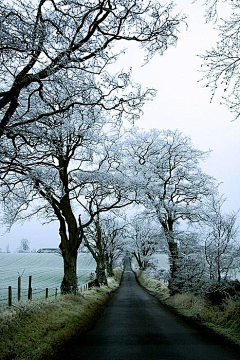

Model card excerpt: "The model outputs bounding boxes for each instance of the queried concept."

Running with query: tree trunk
[133,252,144,269]
[60,249,78,294]
[162,220,180,295]
[96,260,108,286]
[105,253,114,277]
[168,240,179,295]
[217,262,222,283]
[106,261,114,277]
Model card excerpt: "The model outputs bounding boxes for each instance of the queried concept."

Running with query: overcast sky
[1,0,239,252]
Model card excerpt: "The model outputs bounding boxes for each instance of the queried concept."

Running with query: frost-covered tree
[199,0,240,119]
[0,108,137,293]
[126,214,162,270]
[17,238,30,253]
[84,211,126,284]
[84,213,108,286]
[100,214,126,277]
[203,195,240,282]
[0,0,185,294]
[126,129,216,293]
[0,0,185,140]
[175,231,206,292]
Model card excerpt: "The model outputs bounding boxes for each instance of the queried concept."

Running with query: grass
[135,269,240,347]
[135,269,169,300]
[0,268,123,360]
[0,253,96,306]
[165,293,240,346]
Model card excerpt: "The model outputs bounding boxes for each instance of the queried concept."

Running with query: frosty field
[0,252,96,306]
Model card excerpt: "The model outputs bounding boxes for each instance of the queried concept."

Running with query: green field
[0,252,96,306]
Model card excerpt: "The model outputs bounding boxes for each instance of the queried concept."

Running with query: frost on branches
[199,0,240,119]
[125,128,216,293]
[0,0,185,294]
[0,0,185,139]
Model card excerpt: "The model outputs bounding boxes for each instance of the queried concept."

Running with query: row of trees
[0,0,239,295]
[0,0,185,293]
[129,198,239,294]
[2,122,239,293]
[72,178,239,294]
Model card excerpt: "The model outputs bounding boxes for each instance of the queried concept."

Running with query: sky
[0,0,239,252]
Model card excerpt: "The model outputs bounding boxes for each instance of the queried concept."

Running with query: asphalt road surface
[56,259,240,360]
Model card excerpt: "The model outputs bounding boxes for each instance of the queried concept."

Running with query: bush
[201,280,240,306]
[165,292,240,345]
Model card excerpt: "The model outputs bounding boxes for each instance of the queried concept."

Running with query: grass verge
[134,269,169,300]
[0,268,123,360]
[135,270,240,347]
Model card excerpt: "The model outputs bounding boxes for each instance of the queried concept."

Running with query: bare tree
[203,195,240,282]
[126,214,161,270]
[126,129,216,293]
[17,238,30,253]
[0,0,186,294]
[0,109,136,293]
[84,211,126,284]
[84,213,108,286]
[175,231,206,292]
[100,214,126,277]
[0,0,185,140]
[199,0,240,119]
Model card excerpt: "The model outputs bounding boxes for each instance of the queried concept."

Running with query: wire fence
[0,273,92,307]
[0,253,96,307]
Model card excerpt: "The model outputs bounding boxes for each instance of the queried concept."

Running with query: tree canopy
[0,0,184,139]
[200,0,240,119]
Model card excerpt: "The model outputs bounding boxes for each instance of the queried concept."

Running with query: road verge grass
[134,269,169,300]
[135,269,240,347]
[0,268,123,360]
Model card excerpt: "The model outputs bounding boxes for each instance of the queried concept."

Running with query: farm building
[37,248,60,253]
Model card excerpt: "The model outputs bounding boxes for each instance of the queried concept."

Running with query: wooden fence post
[28,276,32,300]
[18,276,21,302]
[8,286,12,307]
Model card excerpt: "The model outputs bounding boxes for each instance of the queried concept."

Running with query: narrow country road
[56,259,240,360]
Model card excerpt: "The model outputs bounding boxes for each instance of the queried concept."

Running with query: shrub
[201,280,240,306]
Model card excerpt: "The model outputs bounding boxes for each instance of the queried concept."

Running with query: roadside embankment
[0,268,123,360]
[135,269,240,347]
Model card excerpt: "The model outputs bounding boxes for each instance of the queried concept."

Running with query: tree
[126,214,161,270]
[18,238,30,253]
[174,231,206,292]
[0,110,137,293]
[100,214,126,277]
[84,213,108,286]
[126,128,216,293]
[0,0,185,294]
[84,211,126,284]
[203,194,240,282]
[0,0,185,140]
[199,0,240,119]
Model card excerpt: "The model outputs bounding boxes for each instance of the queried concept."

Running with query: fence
[0,253,96,307]
[1,275,91,308]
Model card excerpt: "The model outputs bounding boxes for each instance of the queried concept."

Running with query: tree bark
[133,252,145,270]
[96,260,108,286]
[168,240,179,295]
[60,249,78,294]
[106,261,114,277]
[161,219,180,295]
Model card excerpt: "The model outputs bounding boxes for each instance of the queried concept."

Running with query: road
[55,259,240,360]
